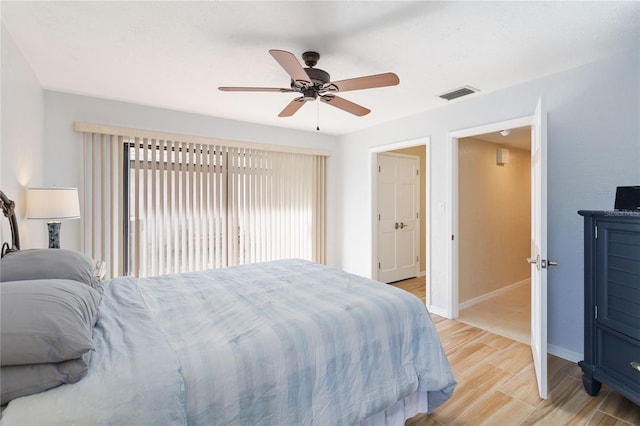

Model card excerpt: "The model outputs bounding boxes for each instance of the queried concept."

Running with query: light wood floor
[392,277,640,425]
[458,280,530,345]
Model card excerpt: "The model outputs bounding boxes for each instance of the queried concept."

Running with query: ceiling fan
[219,50,400,118]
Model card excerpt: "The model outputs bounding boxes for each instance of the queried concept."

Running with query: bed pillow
[0,249,102,288]
[0,351,92,405]
[0,279,101,366]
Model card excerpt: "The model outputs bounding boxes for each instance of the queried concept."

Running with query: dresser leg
[581,374,602,396]
[578,361,602,396]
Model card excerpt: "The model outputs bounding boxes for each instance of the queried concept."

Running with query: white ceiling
[471,126,532,151]
[2,1,638,136]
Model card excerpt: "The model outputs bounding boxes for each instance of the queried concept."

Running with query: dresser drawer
[595,221,640,340]
[597,328,640,393]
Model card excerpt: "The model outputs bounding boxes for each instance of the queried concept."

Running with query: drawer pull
[632,362,640,372]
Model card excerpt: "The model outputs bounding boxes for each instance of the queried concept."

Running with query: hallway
[458,280,531,345]
[392,276,531,344]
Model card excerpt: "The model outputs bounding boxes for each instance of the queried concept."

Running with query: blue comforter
[1,259,455,425]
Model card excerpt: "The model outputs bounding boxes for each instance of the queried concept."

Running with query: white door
[377,153,419,283]
[529,97,548,399]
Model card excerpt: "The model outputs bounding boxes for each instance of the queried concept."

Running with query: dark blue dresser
[578,210,640,406]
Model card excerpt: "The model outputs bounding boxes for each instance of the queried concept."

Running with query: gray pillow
[0,351,91,405]
[0,279,101,366]
[0,249,101,288]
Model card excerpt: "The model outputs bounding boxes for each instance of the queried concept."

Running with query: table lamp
[26,187,80,248]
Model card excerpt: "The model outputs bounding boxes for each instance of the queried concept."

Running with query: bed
[0,209,455,425]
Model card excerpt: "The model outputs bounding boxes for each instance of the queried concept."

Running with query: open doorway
[455,127,532,344]
[446,99,548,398]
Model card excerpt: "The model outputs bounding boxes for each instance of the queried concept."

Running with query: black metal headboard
[0,190,20,257]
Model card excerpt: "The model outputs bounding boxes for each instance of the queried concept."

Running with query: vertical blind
[78,123,327,278]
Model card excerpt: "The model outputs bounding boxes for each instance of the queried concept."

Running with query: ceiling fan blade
[320,95,370,116]
[219,87,293,93]
[325,72,399,93]
[278,98,306,117]
[269,49,311,86]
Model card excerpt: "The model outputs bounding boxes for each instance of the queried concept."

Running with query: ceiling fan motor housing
[291,67,330,92]
[292,51,330,95]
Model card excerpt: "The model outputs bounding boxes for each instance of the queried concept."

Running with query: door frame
[370,137,430,298]
[446,116,533,318]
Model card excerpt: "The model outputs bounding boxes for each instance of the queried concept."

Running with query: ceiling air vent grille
[438,86,479,101]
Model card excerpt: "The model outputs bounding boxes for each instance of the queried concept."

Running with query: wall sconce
[500,129,511,137]
[26,187,80,248]
[496,147,510,165]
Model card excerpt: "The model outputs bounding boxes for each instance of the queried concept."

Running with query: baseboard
[548,344,583,363]
[417,270,426,278]
[427,304,450,318]
[458,278,530,310]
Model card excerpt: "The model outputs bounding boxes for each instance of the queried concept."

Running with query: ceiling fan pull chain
[316,101,320,131]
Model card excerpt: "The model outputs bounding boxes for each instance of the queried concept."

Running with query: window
[78,123,327,278]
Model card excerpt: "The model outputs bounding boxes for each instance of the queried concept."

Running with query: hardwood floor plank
[548,354,580,389]
[394,280,640,426]
[520,376,607,425]
[587,410,636,426]
[429,363,511,424]
[435,322,485,353]
[485,341,534,376]
[445,340,499,379]
[454,390,535,426]
[598,392,640,425]
[474,331,515,350]
[498,364,543,407]
[430,313,448,325]
[405,413,444,426]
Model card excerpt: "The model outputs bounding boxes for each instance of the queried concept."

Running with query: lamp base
[47,221,61,249]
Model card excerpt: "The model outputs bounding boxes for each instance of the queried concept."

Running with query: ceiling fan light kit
[218,49,399,121]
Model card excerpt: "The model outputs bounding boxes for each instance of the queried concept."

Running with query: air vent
[438,86,479,101]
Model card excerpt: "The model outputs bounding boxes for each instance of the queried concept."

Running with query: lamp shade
[26,187,80,220]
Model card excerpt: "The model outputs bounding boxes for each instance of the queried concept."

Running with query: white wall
[0,25,45,249]
[339,49,640,356]
[42,92,341,266]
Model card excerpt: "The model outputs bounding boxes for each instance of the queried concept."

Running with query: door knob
[400,222,406,229]
[395,222,399,230]
[527,255,558,269]
[527,255,540,270]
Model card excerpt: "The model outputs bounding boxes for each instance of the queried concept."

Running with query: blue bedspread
[1,259,455,425]
[1,271,187,425]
